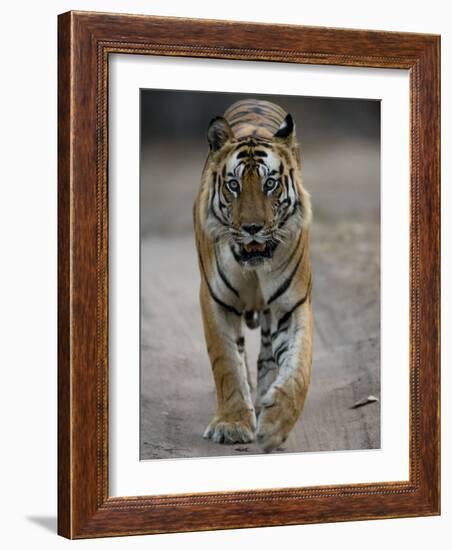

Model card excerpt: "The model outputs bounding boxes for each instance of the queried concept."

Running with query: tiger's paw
[255,385,301,452]
[203,409,256,444]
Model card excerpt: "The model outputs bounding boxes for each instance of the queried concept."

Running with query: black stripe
[276,277,312,332]
[232,138,272,149]
[289,168,297,197]
[215,248,240,298]
[261,115,283,127]
[234,121,278,134]
[208,175,218,216]
[230,245,242,264]
[254,103,285,115]
[277,231,303,273]
[278,199,301,229]
[218,197,229,217]
[278,211,290,229]
[267,243,305,305]
[257,357,274,367]
[228,106,283,126]
[274,344,289,365]
[230,118,260,127]
[227,109,253,121]
[273,340,286,356]
[257,361,277,379]
[283,174,289,194]
[209,172,217,210]
[198,252,242,317]
[239,104,281,121]
[254,150,268,157]
[279,197,291,209]
[231,142,250,153]
[271,325,289,341]
[209,174,228,227]
[253,141,272,148]
[211,208,229,228]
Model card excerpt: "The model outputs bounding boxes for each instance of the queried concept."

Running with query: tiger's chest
[215,243,296,313]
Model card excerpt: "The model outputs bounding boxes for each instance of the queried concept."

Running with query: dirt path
[140,220,380,459]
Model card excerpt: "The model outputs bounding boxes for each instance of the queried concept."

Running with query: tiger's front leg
[255,309,278,413]
[200,282,256,444]
[256,296,312,452]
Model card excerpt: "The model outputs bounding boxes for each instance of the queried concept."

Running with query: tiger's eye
[227,179,240,193]
[264,178,278,193]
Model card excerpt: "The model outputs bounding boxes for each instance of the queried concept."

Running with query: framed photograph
[58,11,440,538]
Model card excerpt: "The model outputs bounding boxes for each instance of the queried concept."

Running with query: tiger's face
[206,115,307,267]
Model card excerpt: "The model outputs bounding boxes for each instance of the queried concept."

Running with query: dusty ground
[140,219,380,459]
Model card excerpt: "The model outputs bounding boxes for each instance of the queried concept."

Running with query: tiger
[193,98,312,452]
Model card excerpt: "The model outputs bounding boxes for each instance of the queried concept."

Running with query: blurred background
[140,90,380,460]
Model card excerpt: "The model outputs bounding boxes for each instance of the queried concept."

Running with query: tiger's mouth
[238,240,277,265]
[244,242,266,253]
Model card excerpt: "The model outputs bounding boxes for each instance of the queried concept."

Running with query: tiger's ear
[207,117,233,152]
[274,113,295,143]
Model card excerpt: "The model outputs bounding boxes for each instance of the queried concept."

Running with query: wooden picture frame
[58,10,440,539]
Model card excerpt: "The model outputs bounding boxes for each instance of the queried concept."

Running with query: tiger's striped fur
[193,99,312,452]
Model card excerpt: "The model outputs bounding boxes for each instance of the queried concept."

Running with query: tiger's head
[205,114,311,267]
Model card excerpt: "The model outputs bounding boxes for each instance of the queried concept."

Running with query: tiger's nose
[242,223,263,235]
